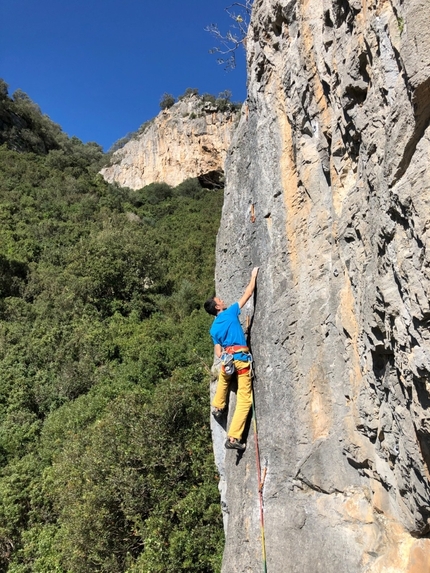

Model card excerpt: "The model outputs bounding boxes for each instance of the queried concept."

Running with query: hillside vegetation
[0,82,224,572]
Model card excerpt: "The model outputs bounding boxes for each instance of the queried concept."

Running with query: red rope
[252,388,267,573]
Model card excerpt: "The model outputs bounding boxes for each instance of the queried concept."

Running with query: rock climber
[204,267,259,451]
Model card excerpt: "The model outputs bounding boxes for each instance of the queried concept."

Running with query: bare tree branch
[206,1,254,70]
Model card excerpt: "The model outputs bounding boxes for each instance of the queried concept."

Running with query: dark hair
[204,297,218,316]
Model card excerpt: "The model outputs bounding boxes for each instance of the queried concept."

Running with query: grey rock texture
[212,0,430,571]
[100,95,239,189]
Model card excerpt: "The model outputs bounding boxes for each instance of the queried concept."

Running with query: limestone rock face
[100,96,239,189]
[212,1,430,571]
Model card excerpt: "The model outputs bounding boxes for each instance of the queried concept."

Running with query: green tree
[0,87,224,573]
[159,93,175,110]
[135,182,173,205]
[0,79,8,100]
[178,87,199,100]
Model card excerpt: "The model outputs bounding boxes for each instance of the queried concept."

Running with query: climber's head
[204,296,226,316]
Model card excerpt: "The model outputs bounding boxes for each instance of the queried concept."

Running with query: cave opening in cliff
[198,170,225,189]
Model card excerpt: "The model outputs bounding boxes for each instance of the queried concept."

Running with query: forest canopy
[0,82,224,573]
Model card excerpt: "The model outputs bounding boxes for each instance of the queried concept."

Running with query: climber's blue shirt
[210,302,248,359]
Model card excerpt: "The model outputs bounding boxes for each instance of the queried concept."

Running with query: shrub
[137,182,173,205]
[159,93,175,110]
[178,87,199,100]
[174,178,202,199]
[0,78,8,100]
[201,93,216,105]
[108,132,136,153]
[0,129,224,572]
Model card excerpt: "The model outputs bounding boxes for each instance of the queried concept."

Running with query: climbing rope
[247,313,268,573]
[251,382,268,573]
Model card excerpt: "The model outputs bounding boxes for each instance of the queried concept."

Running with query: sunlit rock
[213,1,430,571]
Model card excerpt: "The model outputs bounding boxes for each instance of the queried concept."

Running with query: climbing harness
[236,365,251,375]
[225,345,249,354]
[221,345,253,375]
[246,316,268,573]
[221,352,235,375]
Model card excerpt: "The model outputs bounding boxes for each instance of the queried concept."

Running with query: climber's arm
[214,343,222,359]
[238,267,259,309]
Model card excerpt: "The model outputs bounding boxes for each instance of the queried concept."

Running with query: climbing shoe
[212,408,225,422]
[225,438,246,451]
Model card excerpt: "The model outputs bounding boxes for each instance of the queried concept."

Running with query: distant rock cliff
[100,95,239,189]
[212,1,430,572]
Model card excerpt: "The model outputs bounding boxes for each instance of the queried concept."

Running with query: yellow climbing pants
[212,359,252,440]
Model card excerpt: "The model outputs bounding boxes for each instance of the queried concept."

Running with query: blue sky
[0,0,248,150]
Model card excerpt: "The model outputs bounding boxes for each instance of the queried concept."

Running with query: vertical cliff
[212,1,430,571]
[100,95,239,190]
